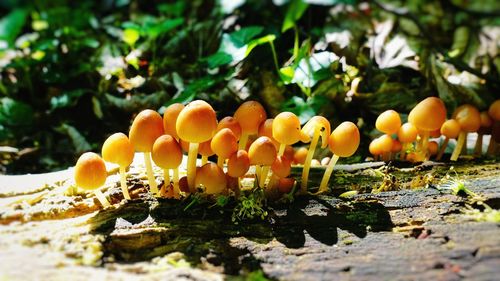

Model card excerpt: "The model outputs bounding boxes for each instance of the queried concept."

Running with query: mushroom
[299,116,331,193]
[194,162,227,194]
[272,112,310,156]
[376,110,401,135]
[487,100,500,155]
[258,118,280,148]
[74,152,110,208]
[152,135,183,197]
[436,119,461,160]
[248,136,277,188]
[428,141,439,157]
[163,103,185,140]
[473,111,493,157]
[199,140,215,165]
[277,178,296,194]
[408,97,447,157]
[233,101,267,150]
[176,100,218,192]
[269,155,292,190]
[217,116,242,140]
[211,128,238,168]
[369,138,383,161]
[450,104,481,161]
[397,122,418,160]
[129,109,164,195]
[101,133,134,200]
[293,147,308,165]
[390,139,402,160]
[318,122,360,193]
[375,134,394,162]
[227,149,251,189]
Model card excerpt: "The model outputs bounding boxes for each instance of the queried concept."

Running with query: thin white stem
[278,143,286,157]
[436,137,449,161]
[318,154,340,193]
[119,166,130,200]
[172,168,180,196]
[450,131,466,161]
[301,128,320,193]
[187,142,199,193]
[94,189,110,208]
[238,132,249,150]
[144,152,158,195]
[260,166,270,188]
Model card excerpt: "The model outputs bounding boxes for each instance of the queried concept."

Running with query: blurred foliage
[0,0,498,173]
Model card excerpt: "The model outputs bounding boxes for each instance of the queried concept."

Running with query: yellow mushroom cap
[369,139,383,156]
[376,110,401,135]
[328,122,360,157]
[152,135,183,169]
[217,116,242,140]
[398,123,418,143]
[293,147,308,164]
[74,152,107,190]
[129,109,164,152]
[227,150,250,178]
[211,128,238,159]
[194,163,227,194]
[272,112,310,145]
[452,104,481,132]
[258,118,279,147]
[248,136,277,166]
[301,116,331,148]
[408,97,447,131]
[163,103,185,140]
[271,156,291,178]
[377,134,394,153]
[233,101,267,135]
[489,99,500,121]
[176,100,217,143]
[102,133,134,167]
[428,141,439,156]
[440,119,461,139]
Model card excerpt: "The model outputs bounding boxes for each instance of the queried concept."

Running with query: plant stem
[119,166,130,200]
[94,189,110,208]
[260,166,270,188]
[269,41,280,75]
[318,154,340,193]
[164,169,171,186]
[301,127,319,193]
[172,168,179,197]
[187,142,199,193]
[451,131,466,161]
[436,137,449,161]
[144,152,159,195]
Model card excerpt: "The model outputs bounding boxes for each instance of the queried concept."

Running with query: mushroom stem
[144,152,159,195]
[400,143,407,160]
[473,133,483,157]
[382,152,390,162]
[450,131,467,161]
[318,154,340,193]
[487,138,497,155]
[268,175,279,190]
[255,165,262,186]
[201,155,208,165]
[260,166,270,188]
[94,189,110,208]
[301,128,320,193]
[238,132,249,150]
[164,169,171,186]
[172,168,180,196]
[119,166,131,200]
[217,157,224,168]
[187,142,199,193]
[420,131,430,155]
[278,143,286,157]
[436,137,449,161]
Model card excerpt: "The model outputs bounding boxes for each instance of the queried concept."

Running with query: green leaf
[50,89,86,111]
[0,9,28,46]
[123,28,140,46]
[205,51,233,69]
[230,26,264,47]
[92,97,103,119]
[0,97,34,127]
[281,96,327,123]
[279,66,295,83]
[143,18,183,39]
[55,124,91,154]
[105,92,168,112]
[282,0,308,33]
[245,34,276,56]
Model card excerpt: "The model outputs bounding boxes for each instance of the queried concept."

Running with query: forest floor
[0,155,499,281]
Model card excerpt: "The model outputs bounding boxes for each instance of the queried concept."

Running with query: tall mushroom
[176,100,218,192]
[272,112,310,156]
[129,109,164,195]
[195,163,227,195]
[234,101,267,150]
[74,152,110,208]
[450,104,481,161]
[318,122,360,193]
[211,128,238,168]
[300,116,331,193]
[152,135,183,197]
[436,119,461,160]
[248,136,277,188]
[397,122,418,160]
[101,133,134,200]
[163,103,185,140]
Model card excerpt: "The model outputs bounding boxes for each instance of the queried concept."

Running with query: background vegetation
[0,0,498,173]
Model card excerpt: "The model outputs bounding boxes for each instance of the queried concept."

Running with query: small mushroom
[248,136,277,188]
[293,147,308,165]
[487,100,500,155]
[234,101,267,150]
[390,139,402,160]
[369,138,383,161]
[163,103,185,140]
[211,128,238,168]
[450,104,481,161]
[408,97,447,157]
[397,122,418,160]
[428,141,439,157]
[152,135,183,197]
[376,110,401,135]
[129,109,164,195]
[318,122,360,193]
[272,112,310,155]
[199,140,215,165]
[473,112,493,157]
[258,118,280,148]
[299,116,331,193]
[436,119,461,160]
[269,155,292,190]
[176,100,218,192]
[227,149,250,190]
[217,116,242,140]
[376,134,394,162]
[101,133,134,200]
[74,152,110,208]
[194,163,227,194]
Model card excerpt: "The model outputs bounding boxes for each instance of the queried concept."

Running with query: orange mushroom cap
[102,133,134,168]
[301,116,331,148]
[74,152,107,190]
[163,103,185,140]
[152,135,183,169]
[233,101,267,135]
[391,139,402,153]
[199,140,214,157]
[398,123,418,143]
[293,147,308,164]
[217,116,242,140]
[129,109,164,152]
[488,99,500,121]
[440,119,461,139]
[329,122,360,157]
[271,156,292,178]
[277,178,295,193]
[369,139,383,156]
[428,141,439,156]
[227,150,250,178]
[452,104,481,132]
[272,112,310,145]
[480,111,493,128]
[248,136,277,166]
[211,128,238,159]
[195,163,227,194]
[408,97,447,131]
[284,145,294,162]
[376,110,401,135]
[176,100,217,143]
[258,118,279,147]
[377,134,394,153]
